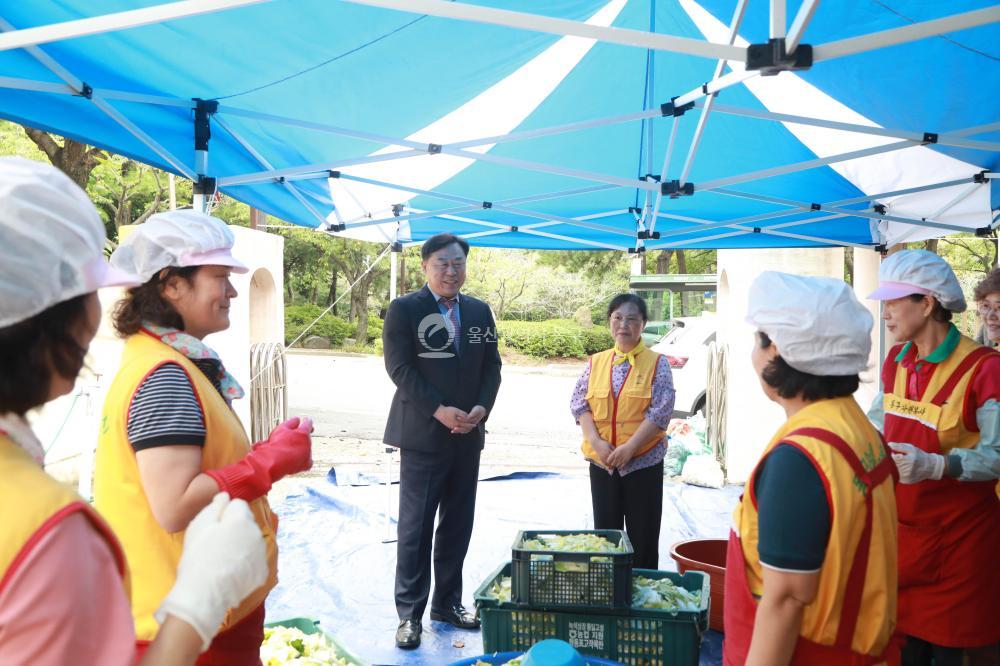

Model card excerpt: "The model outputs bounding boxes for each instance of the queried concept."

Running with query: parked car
[640,320,673,346]
[651,315,716,419]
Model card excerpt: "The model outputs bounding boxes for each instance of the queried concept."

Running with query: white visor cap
[747,271,873,376]
[0,157,140,328]
[110,209,248,284]
[867,249,966,313]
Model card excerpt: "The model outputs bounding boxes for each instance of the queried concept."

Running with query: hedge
[284,305,353,347]
[496,320,613,359]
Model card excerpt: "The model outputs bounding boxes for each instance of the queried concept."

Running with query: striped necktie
[439,297,460,352]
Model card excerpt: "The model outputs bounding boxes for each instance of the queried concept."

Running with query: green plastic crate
[263,617,368,665]
[475,563,709,666]
[511,529,634,609]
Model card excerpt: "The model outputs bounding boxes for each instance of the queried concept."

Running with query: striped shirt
[126,360,223,451]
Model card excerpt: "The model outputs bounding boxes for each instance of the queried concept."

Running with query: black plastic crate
[511,530,633,609]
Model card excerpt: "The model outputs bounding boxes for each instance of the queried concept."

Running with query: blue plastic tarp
[265,471,740,665]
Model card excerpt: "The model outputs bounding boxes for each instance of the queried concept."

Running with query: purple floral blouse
[571,353,675,476]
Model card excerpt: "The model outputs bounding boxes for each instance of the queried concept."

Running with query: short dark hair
[758,331,859,401]
[908,294,953,323]
[974,267,1000,302]
[421,233,469,261]
[112,266,199,337]
[606,293,649,322]
[0,295,90,415]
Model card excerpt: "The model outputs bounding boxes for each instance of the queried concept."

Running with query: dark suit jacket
[382,285,502,451]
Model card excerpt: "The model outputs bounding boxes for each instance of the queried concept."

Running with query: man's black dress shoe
[430,605,480,629]
[395,619,422,649]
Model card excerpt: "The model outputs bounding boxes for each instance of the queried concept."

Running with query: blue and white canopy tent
[0,0,997,256]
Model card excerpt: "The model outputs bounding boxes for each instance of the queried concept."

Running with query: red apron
[135,603,264,665]
[723,428,900,666]
[884,346,1000,648]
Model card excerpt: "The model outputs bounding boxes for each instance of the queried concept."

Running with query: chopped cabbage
[260,626,352,666]
[484,574,701,612]
[474,659,522,666]
[520,533,623,553]
[631,575,702,611]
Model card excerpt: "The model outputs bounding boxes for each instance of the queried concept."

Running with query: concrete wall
[716,247,846,483]
[32,225,283,496]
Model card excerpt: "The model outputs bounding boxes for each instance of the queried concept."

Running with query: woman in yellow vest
[0,157,269,664]
[571,293,674,568]
[96,210,313,665]
[724,272,899,666]
[866,250,1000,666]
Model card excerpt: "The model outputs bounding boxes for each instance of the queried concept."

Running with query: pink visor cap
[179,247,249,273]
[866,280,932,301]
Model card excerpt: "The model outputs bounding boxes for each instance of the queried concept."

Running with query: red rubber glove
[206,417,313,501]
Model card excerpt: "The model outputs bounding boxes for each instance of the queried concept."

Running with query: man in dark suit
[382,233,502,650]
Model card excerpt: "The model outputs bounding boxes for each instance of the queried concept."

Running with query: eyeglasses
[610,315,642,326]
[978,302,1000,318]
[431,261,465,274]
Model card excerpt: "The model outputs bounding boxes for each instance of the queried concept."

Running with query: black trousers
[395,444,481,620]
[589,460,663,569]
[901,636,992,666]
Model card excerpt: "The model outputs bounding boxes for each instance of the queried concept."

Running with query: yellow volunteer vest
[581,347,666,465]
[94,332,278,641]
[0,436,127,594]
[732,397,898,656]
[884,335,989,453]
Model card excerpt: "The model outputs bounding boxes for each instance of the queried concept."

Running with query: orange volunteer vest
[725,397,899,665]
[581,347,665,465]
[93,331,278,642]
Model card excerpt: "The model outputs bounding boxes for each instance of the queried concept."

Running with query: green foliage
[580,326,614,355]
[284,305,352,347]
[497,320,590,358]
[365,314,383,343]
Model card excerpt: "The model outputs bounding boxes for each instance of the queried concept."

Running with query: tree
[20,127,106,189]
[464,249,532,319]
[89,158,166,233]
[328,237,390,343]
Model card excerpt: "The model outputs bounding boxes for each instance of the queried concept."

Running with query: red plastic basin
[670,538,727,632]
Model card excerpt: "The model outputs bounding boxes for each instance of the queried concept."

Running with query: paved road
[285,350,588,468]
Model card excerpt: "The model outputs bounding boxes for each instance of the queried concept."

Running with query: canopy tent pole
[331,171,639,237]
[652,211,852,248]
[341,186,624,232]
[213,114,330,227]
[678,0,748,189]
[770,0,785,39]
[0,0,272,52]
[786,0,820,53]
[192,99,215,213]
[698,139,919,192]
[825,177,979,208]
[341,0,747,62]
[713,187,983,235]
[0,16,196,180]
[813,6,1000,63]
[706,103,1000,153]
[217,149,425,187]
[646,117,679,235]
[0,74,195,108]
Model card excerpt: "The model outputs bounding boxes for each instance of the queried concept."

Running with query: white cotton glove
[889,442,946,484]
[155,492,268,651]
